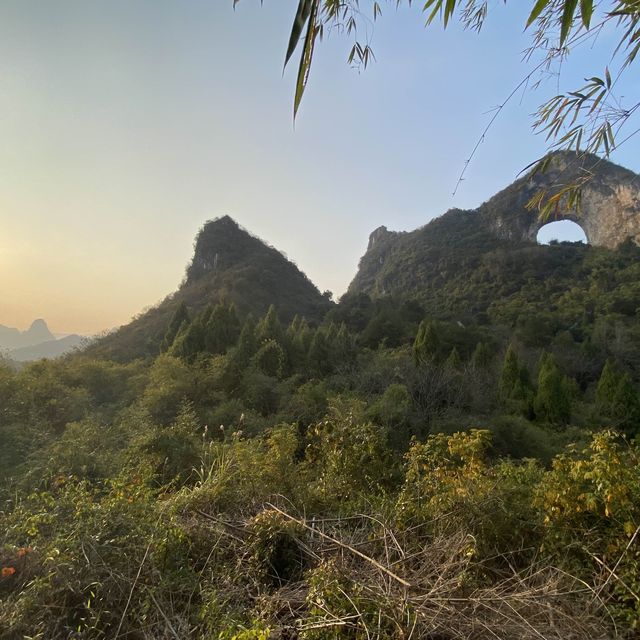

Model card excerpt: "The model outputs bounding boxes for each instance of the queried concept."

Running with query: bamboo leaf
[560,0,579,46]
[580,0,593,29]
[526,0,551,28]
[285,0,314,69]
[293,0,320,119]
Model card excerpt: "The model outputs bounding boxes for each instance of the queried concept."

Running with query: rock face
[480,151,640,248]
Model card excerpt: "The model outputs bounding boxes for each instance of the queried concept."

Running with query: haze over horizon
[2,0,638,335]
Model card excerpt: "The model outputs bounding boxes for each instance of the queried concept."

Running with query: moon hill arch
[348,152,640,302]
[479,151,640,248]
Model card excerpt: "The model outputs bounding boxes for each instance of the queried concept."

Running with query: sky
[0,1,638,335]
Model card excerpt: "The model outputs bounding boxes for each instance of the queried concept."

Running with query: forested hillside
[2,189,640,637]
[85,216,333,362]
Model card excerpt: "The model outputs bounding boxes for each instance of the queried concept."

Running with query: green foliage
[537,431,640,628]
[306,408,395,507]
[253,339,285,379]
[413,319,438,365]
[5,227,640,636]
[470,341,492,368]
[161,301,190,352]
[534,353,573,424]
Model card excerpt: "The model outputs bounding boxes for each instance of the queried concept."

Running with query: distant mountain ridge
[0,319,55,351]
[8,334,85,362]
[86,216,333,361]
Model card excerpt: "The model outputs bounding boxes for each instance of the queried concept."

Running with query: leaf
[580,0,593,29]
[293,0,320,119]
[560,0,579,46]
[444,0,457,27]
[284,0,314,70]
[526,0,550,28]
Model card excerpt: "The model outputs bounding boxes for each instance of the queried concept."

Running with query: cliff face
[480,152,640,248]
[86,216,332,361]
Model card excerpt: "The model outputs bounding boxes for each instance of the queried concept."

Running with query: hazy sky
[1,1,638,334]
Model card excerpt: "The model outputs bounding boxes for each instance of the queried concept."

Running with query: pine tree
[222,316,257,395]
[471,341,491,369]
[445,346,462,371]
[308,329,329,376]
[235,316,258,367]
[413,320,438,366]
[169,317,205,361]
[612,373,640,435]
[287,315,301,340]
[499,345,520,400]
[534,354,571,424]
[335,322,355,366]
[161,302,190,352]
[596,359,619,414]
[257,305,284,344]
[205,303,241,355]
[253,339,285,379]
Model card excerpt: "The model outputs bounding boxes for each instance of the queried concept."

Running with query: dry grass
[186,500,619,640]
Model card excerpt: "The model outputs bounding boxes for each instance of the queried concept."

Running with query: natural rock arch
[537,219,588,244]
[479,152,640,249]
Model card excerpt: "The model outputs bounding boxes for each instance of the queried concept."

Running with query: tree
[257,305,284,345]
[241,0,640,199]
[534,353,572,424]
[161,302,190,352]
[445,346,462,371]
[612,372,640,435]
[204,302,241,355]
[596,359,620,414]
[499,345,521,401]
[413,320,439,366]
[471,341,492,369]
[253,339,286,379]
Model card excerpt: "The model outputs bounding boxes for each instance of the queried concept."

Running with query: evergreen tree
[200,303,215,326]
[257,305,284,344]
[222,316,257,394]
[471,341,491,369]
[205,303,241,355]
[534,354,571,425]
[413,321,426,366]
[161,302,190,352]
[308,329,330,376]
[596,359,619,414]
[413,320,439,366]
[235,315,258,367]
[253,339,285,379]
[287,315,302,340]
[499,345,520,400]
[612,373,640,435]
[169,318,205,361]
[445,346,462,371]
[289,318,313,371]
[335,322,355,366]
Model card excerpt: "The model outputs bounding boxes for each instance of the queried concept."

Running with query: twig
[265,503,412,588]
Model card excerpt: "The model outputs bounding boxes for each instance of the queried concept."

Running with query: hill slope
[86,216,332,361]
[348,152,640,323]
